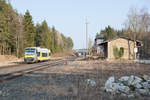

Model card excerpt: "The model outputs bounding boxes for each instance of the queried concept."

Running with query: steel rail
[0,57,77,83]
[0,58,63,70]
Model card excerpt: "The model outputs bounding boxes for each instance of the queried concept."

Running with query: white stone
[86,79,96,86]
[128,76,142,86]
[106,76,115,84]
[105,83,116,92]
[118,76,129,85]
[134,76,142,83]
[121,93,127,97]
[147,80,150,84]
[113,83,124,93]
[105,77,115,88]
[141,82,148,87]
[142,75,149,81]
[104,76,115,92]
[128,75,134,85]
[134,83,142,89]
[136,89,149,95]
[0,91,2,95]
[141,82,150,89]
[104,75,150,97]
[118,85,130,94]
[128,94,135,98]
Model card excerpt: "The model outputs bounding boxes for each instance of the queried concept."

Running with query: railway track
[0,56,77,83]
[0,58,63,70]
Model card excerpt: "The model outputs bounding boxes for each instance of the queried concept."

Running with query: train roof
[25,47,51,53]
[25,47,39,49]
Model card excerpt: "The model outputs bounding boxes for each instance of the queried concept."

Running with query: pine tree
[40,20,51,49]
[97,25,116,41]
[0,1,74,56]
[35,24,42,47]
[0,0,10,55]
[23,10,35,47]
[51,26,59,53]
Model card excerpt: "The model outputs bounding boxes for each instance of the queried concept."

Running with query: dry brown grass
[39,59,150,100]
[0,55,23,66]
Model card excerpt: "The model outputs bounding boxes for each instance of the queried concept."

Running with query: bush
[113,46,124,59]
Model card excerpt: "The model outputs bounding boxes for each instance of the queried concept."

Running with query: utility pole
[85,18,88,50]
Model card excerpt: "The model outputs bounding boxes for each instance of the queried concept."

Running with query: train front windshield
[25,48,35,55]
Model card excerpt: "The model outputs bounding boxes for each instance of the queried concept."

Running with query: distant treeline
[0,0,73,57]
[96,7,150,58]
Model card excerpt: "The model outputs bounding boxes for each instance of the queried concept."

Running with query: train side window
[49,53,51,56]
[37,52,40,57]
[42,53,47,57]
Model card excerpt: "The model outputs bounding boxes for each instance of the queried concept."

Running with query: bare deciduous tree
[125,7,150,59]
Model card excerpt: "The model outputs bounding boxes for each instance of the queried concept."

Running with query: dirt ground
[0,58,150,100]
[0,55,23,67]
[32,58,150,100]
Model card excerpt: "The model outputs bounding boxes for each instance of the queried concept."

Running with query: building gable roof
[99,36,143,46]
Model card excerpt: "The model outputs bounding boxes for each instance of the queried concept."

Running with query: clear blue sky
[11,0,150,49]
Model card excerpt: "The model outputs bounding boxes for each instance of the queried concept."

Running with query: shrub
[113,46,124,59]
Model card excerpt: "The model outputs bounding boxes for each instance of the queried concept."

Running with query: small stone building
[95,37,142,60]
